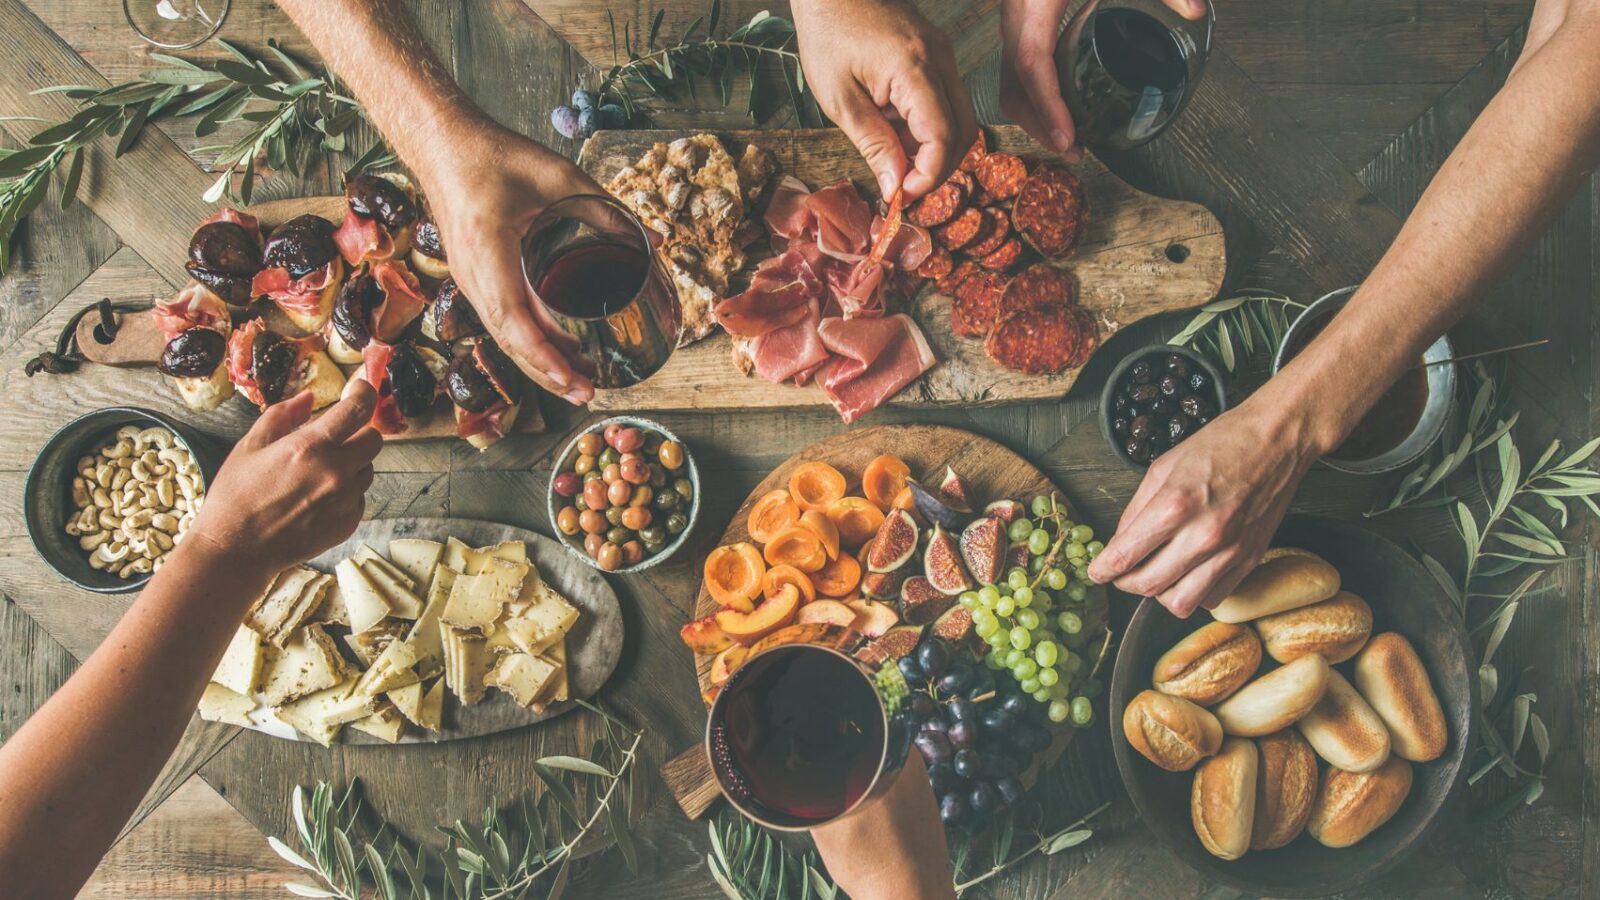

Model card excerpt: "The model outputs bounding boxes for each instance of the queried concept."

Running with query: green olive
[598,447,620,469]
[604,506,625,526]
[649,464,668,488]
[643,430,664,453]
[606,526,634,546]
[674,478,694,501]
[638,526,666,545]
[666,513,688,534]
[582,469,602,482]
[654,489,680,512]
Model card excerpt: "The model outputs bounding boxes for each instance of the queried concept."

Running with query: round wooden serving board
[580,126,1226,413]
[246,517,624,745]
[72,196,543,441]
[665,424,1109,818]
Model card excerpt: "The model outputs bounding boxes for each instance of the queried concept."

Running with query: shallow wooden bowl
[1109,514,1474,897]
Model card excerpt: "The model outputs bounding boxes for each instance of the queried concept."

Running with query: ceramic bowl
[1100,343,1229,472]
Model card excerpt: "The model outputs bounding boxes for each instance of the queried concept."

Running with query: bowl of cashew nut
[26,408,222,593]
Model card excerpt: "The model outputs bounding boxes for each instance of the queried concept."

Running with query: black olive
[345,175,418,231]
[251,330,296,405]
[473,337,526,405]
[387,344,438,417]
[1165,354,1191,378]
[1111,415,1130,438]
[1180,394,1215,420]
[1150,443,1167,461]
[1129,383,1159,404]
[262,214,338,278]
[158,327,227,377]
[445,354,496,413]
[332,271,382,351]
[1167,415,1190,444]
[1128,360,1153,384]
[413,212,446,260]
[189,221,261,275]
[1196,415,1212,427]
[433,278,484,342]
[1150,397,1172,415]
[1112,393,1130,414]
[1125,436,1151,464]
[1129,415,1152,440]
[185,266,254,305]
[1187,371,1211,394]
[1158,374,1181,397]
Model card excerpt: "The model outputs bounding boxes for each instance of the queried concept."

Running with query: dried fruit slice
[899,575,957,626]
[924,523,974,594]
[865,508,919,573]
[855,624,925,665]
[763,563,816,604]
[862,454,912,511]
[746,489,800,544]
[906,477,974,530]
[789,461,847,512]
[826,496,887,549]
[763,526,828,573]
[704,543,765,612]
[715,583,801,645]
[960,516,1006,587]
[813,553,862,597]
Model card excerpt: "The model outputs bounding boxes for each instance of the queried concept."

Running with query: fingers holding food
[1190,737,1258,860]
[1152,621,1262,706]
[1251,729,1318,851]
[1123,689,1223,772]
[1255,591,1373,664]
[1212,654,1330,737]
[1353,633,1448,763]
[1209,547,1341,624]
[1307,756,1413,849]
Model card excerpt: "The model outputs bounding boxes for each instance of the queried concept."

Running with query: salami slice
[1012,165,1088,259]
[985,304,1097,374]
[977,238,1024,272]
[952,270,1009,339]
[906,179,967,228]
[1000,263,1077,313]
[975,153,1029,201]
[935,207,988,252]
[964,208,1012,258]
[914,245,955,281]
[935,260,979,296]
[957,132,989,173]
[948,170,976,197]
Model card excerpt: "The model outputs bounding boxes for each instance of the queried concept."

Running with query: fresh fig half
[959,517,1006,587]
[924,524,974,594]
[899,575,957,626]
[929,604,974,644]
[1005,542,1030,570]
[866,508,918,573]
[861,568,908,601]
[906,477,974,530]
[983,499,1027,524]
[854,624,924,666]
[937,466,974,512]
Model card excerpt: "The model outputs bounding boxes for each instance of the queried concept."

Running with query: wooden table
[0,1,1593,897]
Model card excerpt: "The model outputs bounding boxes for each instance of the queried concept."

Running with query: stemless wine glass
[123,0,231,50]
[1056,0,1215,150]
[522,194,681,389]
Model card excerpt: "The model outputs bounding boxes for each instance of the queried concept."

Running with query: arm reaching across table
[0,384,382,900]
[1089,0,1600,617]
[810,753,958,900]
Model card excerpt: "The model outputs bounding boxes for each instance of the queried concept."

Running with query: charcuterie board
[73,196,543,441]
[663,423,1110,818]
[580,126,1226,413]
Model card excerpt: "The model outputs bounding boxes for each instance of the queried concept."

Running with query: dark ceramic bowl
[547,416,700,574]
[1100,343,1228,472]
[26,407,224,593]
[1108,514,1474,897]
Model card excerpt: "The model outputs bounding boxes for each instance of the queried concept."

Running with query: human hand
[413,120,602,404]
[810,753,955,900]
[1088,398,1322,617]
[792,0,977,199]
[187,382,381,578]
[1000,0,1207,159]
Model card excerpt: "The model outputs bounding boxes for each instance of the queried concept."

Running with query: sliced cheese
[418,679,445,731]
[259,624,348,707]
[444,538,529,575]
[388,539,444,595]
[358,559,425,619]
[502,574,579,656]
[212,625,263,696]
[441,559,525,633]
[541,639,570,704]
[310,579,350,626]
[387,681,426,727]
[354,639,420,697]
[405,564,457,680]
[350,703,406,743]
[486,652,559,709]
[343,620,408,667]
[198,683,256,727]
[336,558,392,634]
[353,543,416,590]
[441,624,490,705]
[442,536,472,572]
[478,540,527,566]
[276,681,373,747]
[246,567,330,647]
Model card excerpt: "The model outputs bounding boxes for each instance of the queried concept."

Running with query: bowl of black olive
[1101,345,1228,470]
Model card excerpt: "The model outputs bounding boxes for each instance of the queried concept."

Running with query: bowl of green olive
[548,416,699,573]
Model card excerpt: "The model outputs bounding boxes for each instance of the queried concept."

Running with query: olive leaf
[1170,292,1305,373]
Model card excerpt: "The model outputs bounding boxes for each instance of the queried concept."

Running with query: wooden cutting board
[241,517,624,744]
[73,196,543,441]
[663,424,1110,818]
[580,126,1226,413]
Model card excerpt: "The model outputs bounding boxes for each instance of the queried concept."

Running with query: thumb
[237,391,314,450]
[1165,0,1209,21]
[834,86,910,199]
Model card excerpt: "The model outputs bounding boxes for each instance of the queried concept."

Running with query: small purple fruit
[550,105,579,139]
[598,103,627,128]
[571,89,597,111]
[576,107,598,139]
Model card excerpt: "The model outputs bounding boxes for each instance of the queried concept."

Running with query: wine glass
[123,0,231,50]
[1056,0,1215,150]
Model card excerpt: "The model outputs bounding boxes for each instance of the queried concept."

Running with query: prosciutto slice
[370,261,429,341]
[817,314,936,423]
[763,176,814,241]
[333,207,393,266]
[361,340,408,435]
[252,260,335,320]
[153,283,230,343]
[751,298,830,384]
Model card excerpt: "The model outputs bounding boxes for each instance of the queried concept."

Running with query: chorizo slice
[1012,165,1088,259]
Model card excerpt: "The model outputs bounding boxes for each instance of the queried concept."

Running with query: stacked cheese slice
[197,536,580,745]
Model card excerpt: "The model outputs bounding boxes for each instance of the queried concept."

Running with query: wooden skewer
[1417,339,1549,369]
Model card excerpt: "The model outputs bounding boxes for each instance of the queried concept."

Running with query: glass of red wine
[706,644,911,830]
[522,194,681,389]
[1056,0,1214,151]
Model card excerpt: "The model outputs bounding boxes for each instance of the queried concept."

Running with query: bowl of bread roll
[1109,514,1473,897]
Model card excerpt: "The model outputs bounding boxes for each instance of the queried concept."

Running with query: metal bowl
[1273,286,1455,474]
[25,407,224,593]
[1109,514,1474,897]
[547,416,700,574]
[1101,343,1229,472]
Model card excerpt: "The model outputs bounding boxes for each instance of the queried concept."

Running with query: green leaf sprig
[707,811,837,900]
[1169,292,1306,373]
[599,3,821,127]
[1368,361,1518,517]
[268,701,643,900]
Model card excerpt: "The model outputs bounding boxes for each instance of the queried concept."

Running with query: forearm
[0,544,272,899]
[1257,7,1600,453]
[810,754,956,900]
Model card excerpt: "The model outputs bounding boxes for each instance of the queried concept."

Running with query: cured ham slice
[817,314,936,423]
[333,207,394,266]
[370,261,429,341]
[763,176,814,240]
[252,261,337,322]
[153,283,230,342]
[715,279,812,338]
[225,319,323,410]
[361,341,408,435]
[809,181,874,262]
[751,299,830,384]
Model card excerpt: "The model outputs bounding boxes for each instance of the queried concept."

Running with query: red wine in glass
[1057,1,1213,151]
[707,644,906,829]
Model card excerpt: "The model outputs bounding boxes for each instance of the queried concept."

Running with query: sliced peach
[797,598,857,628]
[710,645,748,686]
[892,485,917,511]
[705,543,765,612]
[844,598,901,638]
[789,462,847,512]
[863,454,911,511]
[764,564,817,604]
[716,583,801,645]
[763,526,828,573]
[827,497,886,550]
[799,509,841,560]
[680,614,734,654]
[813,553,862,598]
[747,489,800,544]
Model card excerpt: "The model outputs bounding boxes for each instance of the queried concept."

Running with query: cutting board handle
[661,742,722,820]
[72,299,162,368]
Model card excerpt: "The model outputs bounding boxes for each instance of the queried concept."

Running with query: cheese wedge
[353,544,415,590]
[198,683,256,727]
[354,639,420,697]
[501,575,579,655]
[387,681,426,727]
[441,559,526,633]
[388,539,444,595]
[443,536,472,572]
[212,625,263,696]
[478,540,527,566]
[310,579,350,625]
[259,624,348,707]
[418,679,445,731]
[358,559,425,619]
[445,538,529,575]
[486,652,560,709]
[276,681,374,747]
[441,625,490,705]
[343,620,407,667]
[541,639,569,704]
[246,567,331,647]
[350,703,406,743]
[406,564,457,680]
[336,558,392,634]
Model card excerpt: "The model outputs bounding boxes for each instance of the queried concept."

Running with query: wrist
[1232,378,1341,465]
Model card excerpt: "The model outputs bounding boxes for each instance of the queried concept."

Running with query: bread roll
[1122,690,1223,772]
[1251,729,1318,850]
[1213,654,1330,737]
[1153,622,1262,706]
[1307,756,1413,848]
[1191,737,1258,860]
[1210,548,1340,624]
[1297,669,1390,772]
[1354,632,1448,762]
[1254,591,1373,664]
